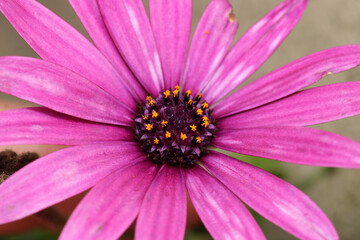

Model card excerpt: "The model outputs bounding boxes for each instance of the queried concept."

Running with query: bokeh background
[0,0,360,239]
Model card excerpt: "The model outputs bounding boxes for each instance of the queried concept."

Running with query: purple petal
[69,0,146,101]
[214,45,360,118]
[203,152,339,240]
[0,57,133,125]
[185,165,265,240]
[60,161,158,240]
[213,127,360,168]
[0,107,133,146]
[135,166,186,240]
[182,0,238,95]
[97,0,164,95]
[203,0,307,103]
[149,0,192,89]
[0,0,138,106]
[220,82,360,128]
[0,143,144,224]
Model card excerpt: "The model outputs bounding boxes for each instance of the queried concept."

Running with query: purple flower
[0,0,360,239]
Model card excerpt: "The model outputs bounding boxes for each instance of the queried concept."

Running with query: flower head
[0,0,360,239]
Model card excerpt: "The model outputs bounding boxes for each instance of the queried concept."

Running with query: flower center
[134,85,217,167]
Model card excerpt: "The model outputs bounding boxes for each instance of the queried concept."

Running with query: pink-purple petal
[135,166,186,240]
[185,165,265,240]
[59,161,158,240]
[97,0,164,95]
[0,143,144,225]
[0,0,137,106]
[214,45,360,118]
[214,127,360,168]
[0,107,133,146]
[0,57,133,125]
[220,82,360,128]
[149,0,192,89]
[203,0,307,103]
[203,152,338,240]
[182,0,238,95]
[69,0,146,101]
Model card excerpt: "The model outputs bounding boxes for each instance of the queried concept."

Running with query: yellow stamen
[201,101,209,109]
[197,93,203,99]
[190,124,197,132]
[175,85,180,91]
[173,89,179,97]
[149,100,155,106]
[146,124,153,131]
[188,99,193,105]
[165,131,171,138]
[146,96,153,102]
[196,137,202,143]
[202,121,210,128]
[161,120,168,127]
[142,115,148,120]
[146,96,155,106]
[152,111,159,118]
[202,116,209,122]
[185,90,191,97]
[205,30,209,34]
[180,133,188,140]
[154,138,159,144]
[163,90,171,98]
[196,109,203,115]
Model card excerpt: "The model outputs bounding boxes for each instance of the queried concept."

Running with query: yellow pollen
[161,120,168,127]
[163,90,171,98]
[197,93,203,99]
[146,96,152,102]
[175,85,180,91]
[202,116,209,122]
[142,115,148,120]
[196,137,202,143]
[201,102,209,109]
[149,100,155,106]
[185,90,191,97]
[173,89,179,97]
[152,111,159,118]
[154,138,159,144]
[190,124,197,131]
[205,30,209,34]
[202,121,210,128]
[165,131,171,138]
[146,124,153,131]
[180,132,188,140]
[188,99,193,105]
[196,109,203,115]
[146,96,155,106]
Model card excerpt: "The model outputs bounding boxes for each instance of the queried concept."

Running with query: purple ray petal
[0,143,144,224]
[185,165,266,240]
[0,57,133,126]
[0,107,133,146]
[214,127,360,168]
[220,82,360,128]
[182,0,238,95]
[203,152,338,240]
[149,0,192,89]
[214,45,360,118]
[135,166,186,240]
[60,161,158,240]
[203,0,307,103]
[0,0,137,106]
[97,0,164,95]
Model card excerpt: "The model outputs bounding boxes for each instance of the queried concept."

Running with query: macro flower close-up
[1,0,360,239]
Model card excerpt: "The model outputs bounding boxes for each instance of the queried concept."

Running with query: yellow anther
[154,138,159,144]
[185,90,191,97]
[196,109,203,115]
[190,124,197,132]
[146,96,153,102]
[180,132,188,140]
[165,131,171,138]
[202,121,210,128]
[146,124,153,131]
[163,90,171,98]
[202,116,209,122]
[148,100,155,106]
[201,101,209,109]
[161,120,168,127]
[152,111,159,118]
[175,85,180,91]
[188,99,193,105]
[142,115,148,120]
[173,89,179,97]
[197,93,203,99]
[205,30,209,34]
[196,137,202,143]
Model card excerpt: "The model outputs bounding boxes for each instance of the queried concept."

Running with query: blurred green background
[1,0,360,239]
